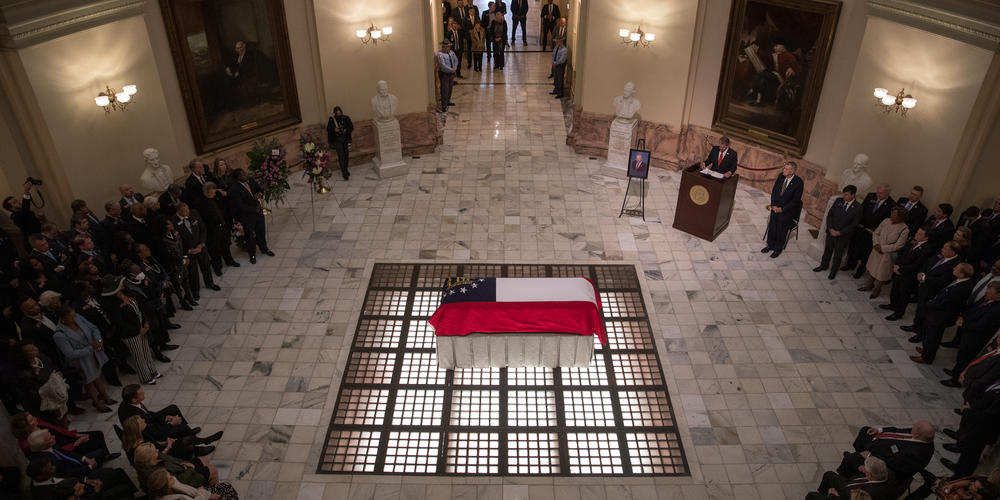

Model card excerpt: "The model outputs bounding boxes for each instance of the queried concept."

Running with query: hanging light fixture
[94,84,138,114]
[357,23,392,46]
[619,26,654,48]
[873,87,916,115]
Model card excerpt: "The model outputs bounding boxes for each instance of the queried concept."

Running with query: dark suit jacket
[453,4,479,29]
[173,211,207,251]
[960,301,1000,342]
[859,193,895,230]
[920,255,960,293]
[118,194,144,214]
[895,241,934,278]
[123,216,154,246]
[510,0,528,16]
[703,146,737,176]
[10,197,42,241]
[157,192,183,219]
[183,174,211,206]
[898,200,928,236]
[856,426,934,480]
[926,279,974,326]
[964,386,1000,443]
[100,216,125,241]
[445,29,465,51]
[229,180,263,221]
[927,217,955,250]
[30,249,69,276]
[540,2,560,20]
[770,175,803,222]
[29,449,90,478]
[826,198,863,236]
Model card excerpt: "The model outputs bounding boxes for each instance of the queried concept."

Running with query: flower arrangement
[246,137,290,205]
[299,132,332,185]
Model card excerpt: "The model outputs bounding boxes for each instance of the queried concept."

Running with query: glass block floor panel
[319,263,689,476]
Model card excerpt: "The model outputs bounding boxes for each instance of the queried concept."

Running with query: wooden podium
[672,164,739,241]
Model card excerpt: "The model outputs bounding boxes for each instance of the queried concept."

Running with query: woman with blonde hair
[144,467,214,500]
[125,418,237,499]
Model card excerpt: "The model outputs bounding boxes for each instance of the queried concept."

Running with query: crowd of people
[0,158,273,497]
[435,0,569,113]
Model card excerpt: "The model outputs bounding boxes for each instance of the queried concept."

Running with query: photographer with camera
[3,179,43,246]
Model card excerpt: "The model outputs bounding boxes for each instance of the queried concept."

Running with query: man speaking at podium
[703,136,737,178]
[762,161,803,259]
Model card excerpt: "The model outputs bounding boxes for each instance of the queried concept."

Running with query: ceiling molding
[867,0,1000,50]
[0,0,146,49]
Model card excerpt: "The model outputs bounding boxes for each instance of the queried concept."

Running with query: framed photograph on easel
[626,149,650,179]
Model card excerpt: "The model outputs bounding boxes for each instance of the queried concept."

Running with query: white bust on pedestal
[370,80,406,178]
[605,82,641,171]
[809,153,874,258]
[140,148,174,193]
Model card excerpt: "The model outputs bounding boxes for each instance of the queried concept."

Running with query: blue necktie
[53,450,82,465]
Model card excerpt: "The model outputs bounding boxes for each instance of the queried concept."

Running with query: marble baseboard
[567,110,835,227]
[186,112,441,179]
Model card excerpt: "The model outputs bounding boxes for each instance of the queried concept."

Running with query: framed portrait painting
[712,0,841,155]
[627,149,651,179]
[159,0,301,154]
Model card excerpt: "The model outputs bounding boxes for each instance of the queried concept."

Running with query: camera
[25,177,42,186]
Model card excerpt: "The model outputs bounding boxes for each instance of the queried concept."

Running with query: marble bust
[140,148,174,192]
[371,80,398,122]
[840,153,873,195]
[613,82,641,123]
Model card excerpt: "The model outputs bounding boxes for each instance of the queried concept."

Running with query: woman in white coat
[859,207,910,298]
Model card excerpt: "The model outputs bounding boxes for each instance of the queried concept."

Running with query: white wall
[313,0,434,122]
[576,0,699,125]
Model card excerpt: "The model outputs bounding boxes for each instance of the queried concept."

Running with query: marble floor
[67,47,969,500]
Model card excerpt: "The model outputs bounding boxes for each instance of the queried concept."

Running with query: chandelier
[95,84,137,114]
[873,88,916,115]
[619,26,654,48]
[356,23,392,46]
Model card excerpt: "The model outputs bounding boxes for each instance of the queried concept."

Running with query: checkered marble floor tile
[66,47,967,500]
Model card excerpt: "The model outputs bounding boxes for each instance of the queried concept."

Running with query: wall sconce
[356,23,392,45]
[873,87,916,115]
[95,84,137,114]
[619,26,654,48]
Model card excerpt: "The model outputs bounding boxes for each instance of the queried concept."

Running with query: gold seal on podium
[689,185,710,206]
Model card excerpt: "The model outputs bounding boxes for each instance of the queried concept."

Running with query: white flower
[304,142,315,153]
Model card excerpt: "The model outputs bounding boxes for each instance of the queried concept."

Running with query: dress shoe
[226,261,241,267]
[263,250,275,257]
[869,292,880,299]
[907,335,922,343]
[192,294,201,302]
[154,353,172,363]
[168,323,182,330]
[839,264,854,271]
[154,372,163,380]
[96,404,112,413]
[828,273,836,280]
[199,431,224,444]
[194,446,215,457]
[249,255,257,264]
[448,102,456,106]
[943,428,960,440]
[553,95,564,99]
[940,458,958,472]
[761,246,772,253]
[547,74,554,78]
[878,304,894,310]
[104,452,122,462]
[940,379,961,388]
[909,355,929,364]
[943,368,954,377]
[852,269,865,279]
[549,91,559,95]
[160,344,180,351]
[770,250,781,259]
[188,427,202,435]
[812,266,827,272]
[145,378,157,385]
[900,325,917,332]
[942,443,963,454]
[953,408,963,415]
[940,340,960,348]
[213,268,222,277]
[209,284,221,291]
[180,302,194,311]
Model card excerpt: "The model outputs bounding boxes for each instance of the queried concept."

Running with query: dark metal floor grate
[318,263,689,476]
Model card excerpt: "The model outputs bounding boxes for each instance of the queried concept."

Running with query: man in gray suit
[814,185,863,280]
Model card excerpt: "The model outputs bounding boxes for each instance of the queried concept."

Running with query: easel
[619,139,646,221]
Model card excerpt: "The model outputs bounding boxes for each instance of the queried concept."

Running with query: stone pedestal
[604,119,638,171]
[372,119,407,178]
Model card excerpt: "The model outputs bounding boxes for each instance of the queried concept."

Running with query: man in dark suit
[958,206,992,270]
[173,202,219,299]
[814,185,862,279]
[898,185,929,237]
[836,421,935,482]
[509,0,528,45]
[122,203,154,246]
[117,384,220,454]
[942,258,1000,348]
[183,160,212,205]
[100,201,124,244]
[158,185,184,219]
[69,200,108,253]
[454,0,479,69]
[445,19,465,79]
[911,263,974,364]
[762,161,803,259]
[117,184,144,215]
[901,241,963,338]
[807,456,897,500]
[941,375,1000,478]
[3,181,42,246]
[28,233,70,281]
[229,169,274,265]
[926,203,956,251]
[702,136,737,177]
[942,281,1000,386]
[540,0,560,49]
[844,184,894,278]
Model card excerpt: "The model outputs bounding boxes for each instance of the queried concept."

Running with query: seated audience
[118,384,221,451]
[806,456,896,500]
[11,411,115,461]
[837,421,935,482]
[133,442,237,499]
[144,467,237,500]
